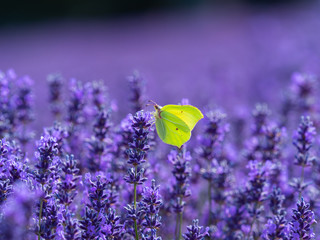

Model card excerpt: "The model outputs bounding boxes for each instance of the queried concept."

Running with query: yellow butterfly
[152,103,203,148]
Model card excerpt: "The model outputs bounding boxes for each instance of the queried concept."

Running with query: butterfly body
[153,104,203,148]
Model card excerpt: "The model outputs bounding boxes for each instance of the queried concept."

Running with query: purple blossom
[47,73,64,118]
[182,219,209,240]
[57,209,81,240]
[79,206,102,240]
[102,208,124,240]
[169,149,192,214]
[127,71,146,113]
[1,66,320,240]
[252,103,271,136]
[141,180,162,238]
[34,135,59,187]
[263,217,289,240]
[66,78,86,127]
[86,80,109,113]
[293,116,316,167]
[86,110,113,172]
[56,155,79,207]
[290,198,317,240]
[289,72,317,114]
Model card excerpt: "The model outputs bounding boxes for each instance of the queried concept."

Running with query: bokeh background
[1,0,320,133]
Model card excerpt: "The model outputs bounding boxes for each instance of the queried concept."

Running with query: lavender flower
[44,122,69,157]
[82,172,121,239]
[47,73,64,118]
[127,71,146,113]
[57,209,81,240]
[292,116,316,167]
[0,179,12,205]
[125,111,151,167]
[182,219,208,240]
[66,78,86,127]
[269,186,285,216]
[37,200,59,239]
[0,139,29,205]
[252,103,271,136]
[290,116,316,198]
[263,187,289,240]
[65,78,87,166]
[0,71,12,138]
[168,149,192,240]
[56,155,79,207]
[244,104,280,163]
[114,114,134,161]
[85,173,109,214]
[79,206,102,240]
[86,110,112,172]
[33,134,60,240]
[34,135,59,187]
[289,72,317,114]
[263,217,289,240]
[87,80,109,113]
[124,110,152,240]
[198,110,228,160]
[142,229,162,240]
[1,67,320,240]
[102,208,124,240]
[0,139,13,204]
[141,180,162,238]
[245,160,268,237]
[14,75,34,147]
[290,198,316,240]
[224,190,247,238]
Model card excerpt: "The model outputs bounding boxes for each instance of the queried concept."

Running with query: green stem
[299,165,305,199]
[134,166,139,240]
[179,211,183,240]
[38,199,43,240]
[175,197,183,240]
[175,213,179,239]
[134,218,138,240]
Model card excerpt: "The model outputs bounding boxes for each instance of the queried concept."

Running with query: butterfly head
[153,104,162,119]
[147,100,162,119]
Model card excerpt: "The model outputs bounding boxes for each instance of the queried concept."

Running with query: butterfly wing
[155,111,191,148]
[161,105,203,131]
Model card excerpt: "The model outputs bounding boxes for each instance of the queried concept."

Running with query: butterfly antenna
[148,100,158,106]
[145,102,154,107]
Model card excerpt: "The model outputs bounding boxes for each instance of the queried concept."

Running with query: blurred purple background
[1,2,320,132]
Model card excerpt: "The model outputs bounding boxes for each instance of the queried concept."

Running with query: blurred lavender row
[0,67,319,239]
[1,2,320,133]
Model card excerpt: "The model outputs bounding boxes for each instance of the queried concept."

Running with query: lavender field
[1,1,320,240]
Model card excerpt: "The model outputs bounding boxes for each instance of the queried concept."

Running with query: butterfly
[152,103,203,148]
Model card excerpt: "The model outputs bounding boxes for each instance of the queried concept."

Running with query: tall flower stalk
[33,135,59,240]
[86,110,112,172]
[169,148,191,240]
[291,116,316,198]
[198,110,229,225]
[124,111,152,240]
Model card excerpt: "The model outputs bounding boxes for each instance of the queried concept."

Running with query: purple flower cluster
[0,69,320,240]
